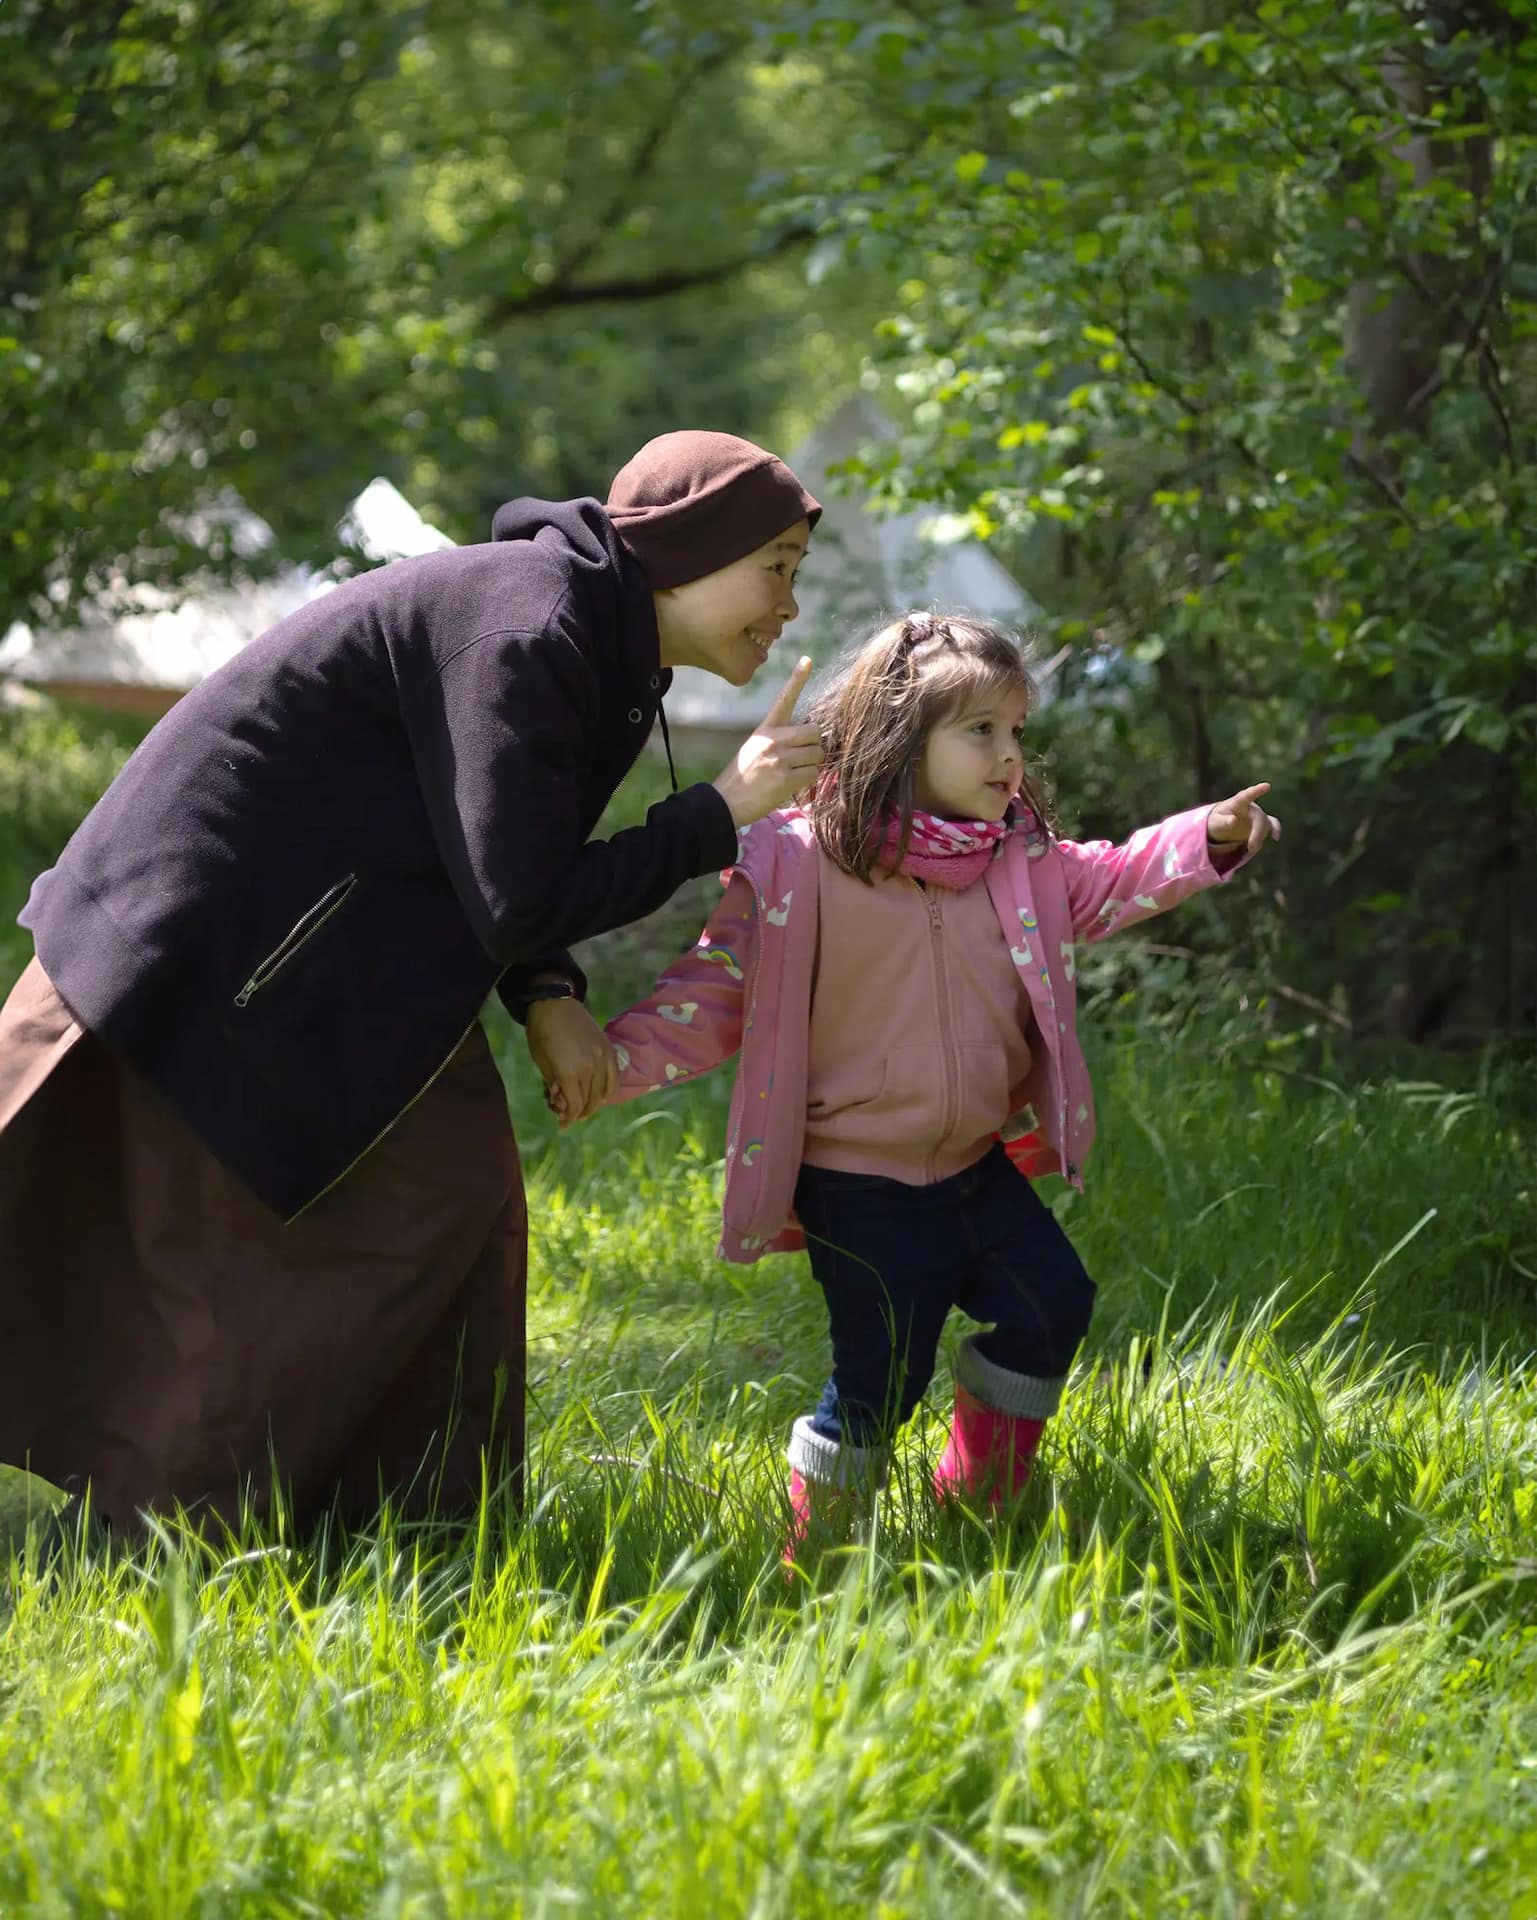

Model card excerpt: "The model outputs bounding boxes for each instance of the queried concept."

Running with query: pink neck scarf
[872,809,1010,889]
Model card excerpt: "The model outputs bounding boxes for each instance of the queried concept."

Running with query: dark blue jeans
[795,1144,1096,1447]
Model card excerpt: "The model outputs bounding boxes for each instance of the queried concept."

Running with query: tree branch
[474,33,783,331]
[481,221,818,327]
[152,59,383,340]
[548,37,742,293]
[1112,289,1422,528]
[1400,261,1503,422]
[1342,445,1420,526]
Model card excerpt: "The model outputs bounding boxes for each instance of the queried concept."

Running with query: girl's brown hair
[804,611,1054,881]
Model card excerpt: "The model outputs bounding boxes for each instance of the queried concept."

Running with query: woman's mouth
[745,629,775,665]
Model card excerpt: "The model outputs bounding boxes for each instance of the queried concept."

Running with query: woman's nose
[778,581,800,619]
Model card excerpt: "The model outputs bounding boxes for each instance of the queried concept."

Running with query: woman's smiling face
[653,520,810,686]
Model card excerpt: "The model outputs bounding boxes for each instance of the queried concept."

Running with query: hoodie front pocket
[234,874,357,1007]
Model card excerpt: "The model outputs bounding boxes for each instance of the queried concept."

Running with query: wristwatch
[506,966,583,1025]
[522,979,578,1009]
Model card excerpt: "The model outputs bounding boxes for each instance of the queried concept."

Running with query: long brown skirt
[0,957,525,1533]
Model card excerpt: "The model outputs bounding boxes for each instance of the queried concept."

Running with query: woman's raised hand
[711,656,823,828]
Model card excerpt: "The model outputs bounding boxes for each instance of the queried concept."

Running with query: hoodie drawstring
[657,697,679,795]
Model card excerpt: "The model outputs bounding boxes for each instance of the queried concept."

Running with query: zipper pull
[234,980,256,1008]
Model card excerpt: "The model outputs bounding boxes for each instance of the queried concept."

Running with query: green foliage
[2,0,417,609]
[0,0,882,620]
[7,2,1533,1036]
[777,0,1537,1039]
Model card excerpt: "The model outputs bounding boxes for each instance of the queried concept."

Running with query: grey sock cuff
[787,1417,888,1490]
[955,1335,1066,1419]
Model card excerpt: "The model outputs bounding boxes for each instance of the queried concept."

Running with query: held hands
[526,996,616,1129]
[711,655,823,829]
[1206,782,1282,858]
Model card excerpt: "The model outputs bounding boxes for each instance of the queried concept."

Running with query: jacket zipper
[923,884,959,1182]
[234,874,357,1007]
[737,872,769,1132]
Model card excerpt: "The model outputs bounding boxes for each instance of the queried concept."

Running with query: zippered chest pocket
[234,874,358,1008]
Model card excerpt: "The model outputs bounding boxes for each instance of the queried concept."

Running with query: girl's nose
[778,581,800,620]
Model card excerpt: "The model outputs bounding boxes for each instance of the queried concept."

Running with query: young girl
[586,612,1279,1554]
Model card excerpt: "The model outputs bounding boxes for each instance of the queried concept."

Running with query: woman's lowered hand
[711,655,823,828]
[526,996,617,1128]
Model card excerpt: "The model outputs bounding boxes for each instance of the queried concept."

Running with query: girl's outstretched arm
[601,873,757,1104]
[1057,792,1273,943]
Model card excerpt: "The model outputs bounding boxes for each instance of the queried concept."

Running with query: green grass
[3,694,1536,1915]
[4,1311,1536,1915]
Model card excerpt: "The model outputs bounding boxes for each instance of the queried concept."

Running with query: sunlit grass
[5,1054,1536,1915]
[5,1292,1536,1915]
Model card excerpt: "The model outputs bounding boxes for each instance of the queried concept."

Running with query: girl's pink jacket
[604,804,1248,1263]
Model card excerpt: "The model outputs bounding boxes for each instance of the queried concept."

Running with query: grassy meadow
[2,694,1535,1916]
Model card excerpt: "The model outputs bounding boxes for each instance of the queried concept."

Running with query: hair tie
[898,613,937,665]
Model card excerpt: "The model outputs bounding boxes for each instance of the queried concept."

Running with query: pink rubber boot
[934,1384,1044,1506]
[784,1469,852,1566]
[783,1419,885,1569]
[933,1336,1065,1509]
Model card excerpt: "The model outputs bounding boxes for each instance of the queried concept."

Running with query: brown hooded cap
[606,429,821,589]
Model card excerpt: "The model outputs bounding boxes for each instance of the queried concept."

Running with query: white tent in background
[1,415,1038,734]
[334,477,456,569]
[662,391,1041,742]
[0,479,453,719]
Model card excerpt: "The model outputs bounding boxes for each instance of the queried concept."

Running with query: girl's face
[653,520,810,686]
[914,682,1030,821]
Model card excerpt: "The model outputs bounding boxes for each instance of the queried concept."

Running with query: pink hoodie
[604,803,1248,1263]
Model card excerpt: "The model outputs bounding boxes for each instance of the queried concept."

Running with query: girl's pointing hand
[1206,782,1282,857]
